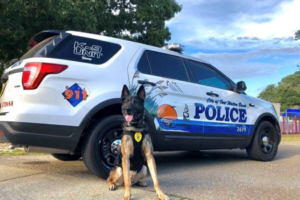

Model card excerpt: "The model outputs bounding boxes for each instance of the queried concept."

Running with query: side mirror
[236,81,247,93]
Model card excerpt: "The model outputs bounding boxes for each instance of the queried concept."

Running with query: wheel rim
[99,127,123,169]
[260,128,274,154]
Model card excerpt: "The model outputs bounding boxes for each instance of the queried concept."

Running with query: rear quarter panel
[1,38,140,127]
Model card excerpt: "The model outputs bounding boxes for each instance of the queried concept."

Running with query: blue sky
[166,0,300,97]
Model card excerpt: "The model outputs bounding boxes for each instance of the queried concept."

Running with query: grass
[0,149,28,156]
[0,143,45,156]
[281,134,300,142]
[0,151,45,156]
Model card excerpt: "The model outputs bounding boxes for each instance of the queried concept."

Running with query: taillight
[22,63,68,90]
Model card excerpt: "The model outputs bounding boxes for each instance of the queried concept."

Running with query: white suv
[0,30,281,179]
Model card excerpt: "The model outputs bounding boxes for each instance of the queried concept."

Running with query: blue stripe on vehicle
[156,118,253,135]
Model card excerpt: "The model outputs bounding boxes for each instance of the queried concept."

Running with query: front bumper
[0,122,84,151]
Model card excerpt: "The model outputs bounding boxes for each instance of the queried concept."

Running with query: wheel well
[92,104,123,121]
[74,103,122,152]
[249,115,281,146]
[83,103,122,134]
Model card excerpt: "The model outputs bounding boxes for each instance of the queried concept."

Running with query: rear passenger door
[185,60,252,149]
[128,49,203,151]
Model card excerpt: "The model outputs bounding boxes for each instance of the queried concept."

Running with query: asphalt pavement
[1,142,300,200]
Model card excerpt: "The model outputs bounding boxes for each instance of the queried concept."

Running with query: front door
[128,49,203,151]
[185,60,252,149]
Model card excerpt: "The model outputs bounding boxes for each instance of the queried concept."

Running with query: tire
[246,121,279,161]
[81,115,124,179]
[52,154,82,161]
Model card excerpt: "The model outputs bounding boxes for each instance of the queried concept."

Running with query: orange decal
[75,90,80,100]
[64,89,74,99]
[157,104,178,119]
[82,88,87,100]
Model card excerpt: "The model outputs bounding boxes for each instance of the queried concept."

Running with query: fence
[281,116,300,134]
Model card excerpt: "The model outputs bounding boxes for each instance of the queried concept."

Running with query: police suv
[0,30,281,179]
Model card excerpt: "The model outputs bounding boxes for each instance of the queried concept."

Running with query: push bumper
[0,122,84,151]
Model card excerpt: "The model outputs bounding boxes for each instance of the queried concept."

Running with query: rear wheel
[81,115,124,179]
[246,121,279,161]
[52,154,81,161]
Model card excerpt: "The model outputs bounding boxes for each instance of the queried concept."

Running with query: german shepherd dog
[107,85,169,200]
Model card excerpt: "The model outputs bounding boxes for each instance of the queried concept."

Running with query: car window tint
[146,51,188,81]
[137,52,151,74]
[188,60,232,90]
[53,36,121,64]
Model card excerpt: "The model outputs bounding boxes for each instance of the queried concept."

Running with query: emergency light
[163,43,185,53]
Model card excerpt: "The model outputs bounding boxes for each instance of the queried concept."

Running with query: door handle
[206,91,219,97]
[249,103,255,107]
[138,80,156,86]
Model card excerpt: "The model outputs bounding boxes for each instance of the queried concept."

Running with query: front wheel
[246,121,279,161]
[81,115,124,179]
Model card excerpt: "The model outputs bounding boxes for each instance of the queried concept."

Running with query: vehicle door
[128,49,203,151]
[185,59,252,149]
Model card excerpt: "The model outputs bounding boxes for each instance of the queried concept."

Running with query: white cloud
[240,0,300,38]
[167,0,300,48]
[191,46,300,79]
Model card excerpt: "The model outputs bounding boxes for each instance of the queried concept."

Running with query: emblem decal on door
[62,83,90,107]
[130,71,186,117]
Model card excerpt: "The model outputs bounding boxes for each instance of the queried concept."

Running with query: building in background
[272,103,281,119]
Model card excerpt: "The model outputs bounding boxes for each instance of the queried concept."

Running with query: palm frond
[156,80,164,85]
[158,93,168,98]
[158,86,168,91]
[133,71,139,78]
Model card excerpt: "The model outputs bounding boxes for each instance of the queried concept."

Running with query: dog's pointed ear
[137,85,146,101]
[121,85,130,101]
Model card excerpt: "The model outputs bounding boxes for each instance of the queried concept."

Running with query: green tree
[0,0,181,63]
[258,84,277,102]
[296,29,300,41]
[296,29,300,70]
[258,71,300,112]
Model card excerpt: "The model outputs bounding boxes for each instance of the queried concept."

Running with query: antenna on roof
[163,43,185,53]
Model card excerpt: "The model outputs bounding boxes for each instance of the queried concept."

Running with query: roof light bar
[163,43,185,53]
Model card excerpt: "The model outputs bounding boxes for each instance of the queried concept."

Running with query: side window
[188,60,232,90]
[53,36,121,64]
[137,52,151,74]
[146,51,189,82]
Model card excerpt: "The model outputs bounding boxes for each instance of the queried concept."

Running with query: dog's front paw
[157,193,169,200]
[108,183,117,191]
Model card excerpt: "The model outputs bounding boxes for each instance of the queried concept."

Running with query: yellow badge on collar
[134,132,142,142]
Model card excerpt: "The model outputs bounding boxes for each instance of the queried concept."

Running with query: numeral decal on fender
[62,83,89,107]
[237,126,247,132]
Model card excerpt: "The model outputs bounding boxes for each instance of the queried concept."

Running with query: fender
[80,98,121,128]
[246,113,281,146]
[79,98,157,146]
